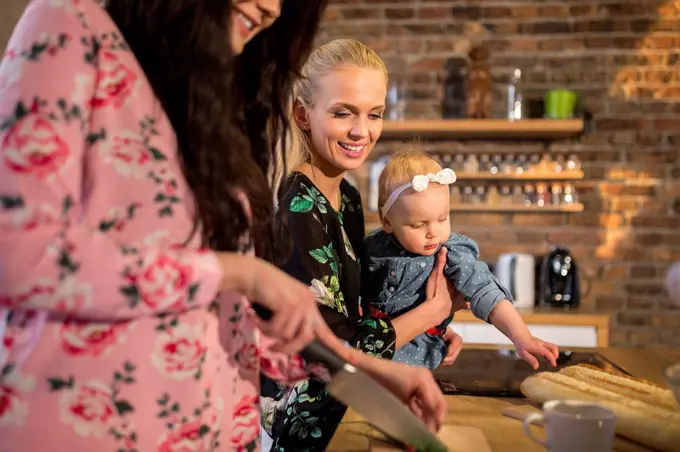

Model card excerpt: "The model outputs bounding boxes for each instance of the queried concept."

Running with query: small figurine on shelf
[465,45,493,119]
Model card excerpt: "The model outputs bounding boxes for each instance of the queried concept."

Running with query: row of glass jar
[452,182,579,206]
[433,153,582,175]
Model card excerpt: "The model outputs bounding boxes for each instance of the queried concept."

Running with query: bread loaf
[520,364,680,452]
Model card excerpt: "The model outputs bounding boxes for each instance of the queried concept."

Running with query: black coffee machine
[537,246,581,308]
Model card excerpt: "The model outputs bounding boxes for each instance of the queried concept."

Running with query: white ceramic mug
[523,400,616,452]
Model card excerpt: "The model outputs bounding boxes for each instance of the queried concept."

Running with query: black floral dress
[261,173,396,451]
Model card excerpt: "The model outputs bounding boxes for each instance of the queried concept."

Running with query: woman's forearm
[391,302,442,348]
[324,334,381,371]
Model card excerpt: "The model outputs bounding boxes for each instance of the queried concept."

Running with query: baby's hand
[513,336,559,369]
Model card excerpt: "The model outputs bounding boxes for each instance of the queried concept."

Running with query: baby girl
[361,150,559,369]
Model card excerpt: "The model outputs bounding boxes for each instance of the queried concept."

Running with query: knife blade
[304,340,448,452]
[252,303,448,452]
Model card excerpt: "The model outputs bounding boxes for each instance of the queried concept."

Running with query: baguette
[560,365,677,412]
[520,364,680,452]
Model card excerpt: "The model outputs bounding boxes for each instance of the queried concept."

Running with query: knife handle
[251,302,274,321]
[251,302,345,374]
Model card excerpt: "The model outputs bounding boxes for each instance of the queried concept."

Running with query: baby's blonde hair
[272,39,388,192]
[378,150,443,214]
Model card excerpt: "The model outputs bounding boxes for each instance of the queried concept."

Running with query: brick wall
[2,1,679,347]
[318,0,680,347]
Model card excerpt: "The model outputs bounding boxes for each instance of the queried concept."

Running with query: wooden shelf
[380,119,584,140]
[456,170,584,181]
[449,203,584,213]
[364,203,584,223]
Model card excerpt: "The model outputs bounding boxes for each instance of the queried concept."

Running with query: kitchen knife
[252,303,448,452]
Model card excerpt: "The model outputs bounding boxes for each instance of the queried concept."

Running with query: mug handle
[523,412,547,447]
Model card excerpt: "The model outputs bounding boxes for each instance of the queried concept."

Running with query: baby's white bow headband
[381,168,457,216]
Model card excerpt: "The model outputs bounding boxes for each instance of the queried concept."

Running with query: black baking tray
[432,349,630,398]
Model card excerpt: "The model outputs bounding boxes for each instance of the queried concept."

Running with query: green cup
[544,89,578,119]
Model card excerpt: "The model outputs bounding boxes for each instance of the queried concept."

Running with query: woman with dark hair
[0,0,446,450]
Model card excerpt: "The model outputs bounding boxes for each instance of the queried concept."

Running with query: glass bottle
[538,153,553,173]
[515,155,527,174]
[507,68,524,121]
[562,183,579,205]
[566,154,581,172]
[464,154,480,174]
[551,183,563,206]
[479,154,491,173]
[535,183,549,207]
[487,185,500,205]
[553,154,565,172]
[451,185,461,205]
[442,57,468,119]
[489,155,502,174]
[523,183,536,206]
[475,186,487,204]
[528,154,541,173]
[453,154,465,172]
[386,58,407,121]
[441,154,453,169]
[512,185,524,205]
[501,154,516,175]
[463,186,473,204]
[500,184,512,204]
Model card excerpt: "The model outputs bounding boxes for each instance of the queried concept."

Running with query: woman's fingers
[409,398,424,420]
[283,322,315,355]
[434,247,447,279]
[260,300,318,354]
[426,247,448,298]
[416,383,445,432]
[441,331,463,365]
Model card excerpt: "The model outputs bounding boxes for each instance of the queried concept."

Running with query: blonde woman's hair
[378,150,443,214]
[271,39,388,195]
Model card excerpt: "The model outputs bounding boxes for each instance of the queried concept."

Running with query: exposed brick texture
[2,0,679,347]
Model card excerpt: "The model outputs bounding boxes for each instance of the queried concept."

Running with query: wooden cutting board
[370,425,492,452]
[501,405,654,452]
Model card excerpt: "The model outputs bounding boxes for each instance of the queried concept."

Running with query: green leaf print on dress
[290,183,328,214]
[358,318,394,358]
[309,276,348,316]
[341,193,356,213]
[337,193,357,225]
[282,380,325,440]
[308,243,339,275]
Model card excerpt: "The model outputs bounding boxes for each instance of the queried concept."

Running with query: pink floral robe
[0,0,312,450]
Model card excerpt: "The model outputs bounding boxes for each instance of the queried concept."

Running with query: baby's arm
[443,234,512,322]
[489,301,559,368]
[444,235,559,368]
[487,299,534,344]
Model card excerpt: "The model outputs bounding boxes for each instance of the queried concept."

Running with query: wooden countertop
[327,347,680,452]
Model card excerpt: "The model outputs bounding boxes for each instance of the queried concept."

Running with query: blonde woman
[262,39,460,451]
